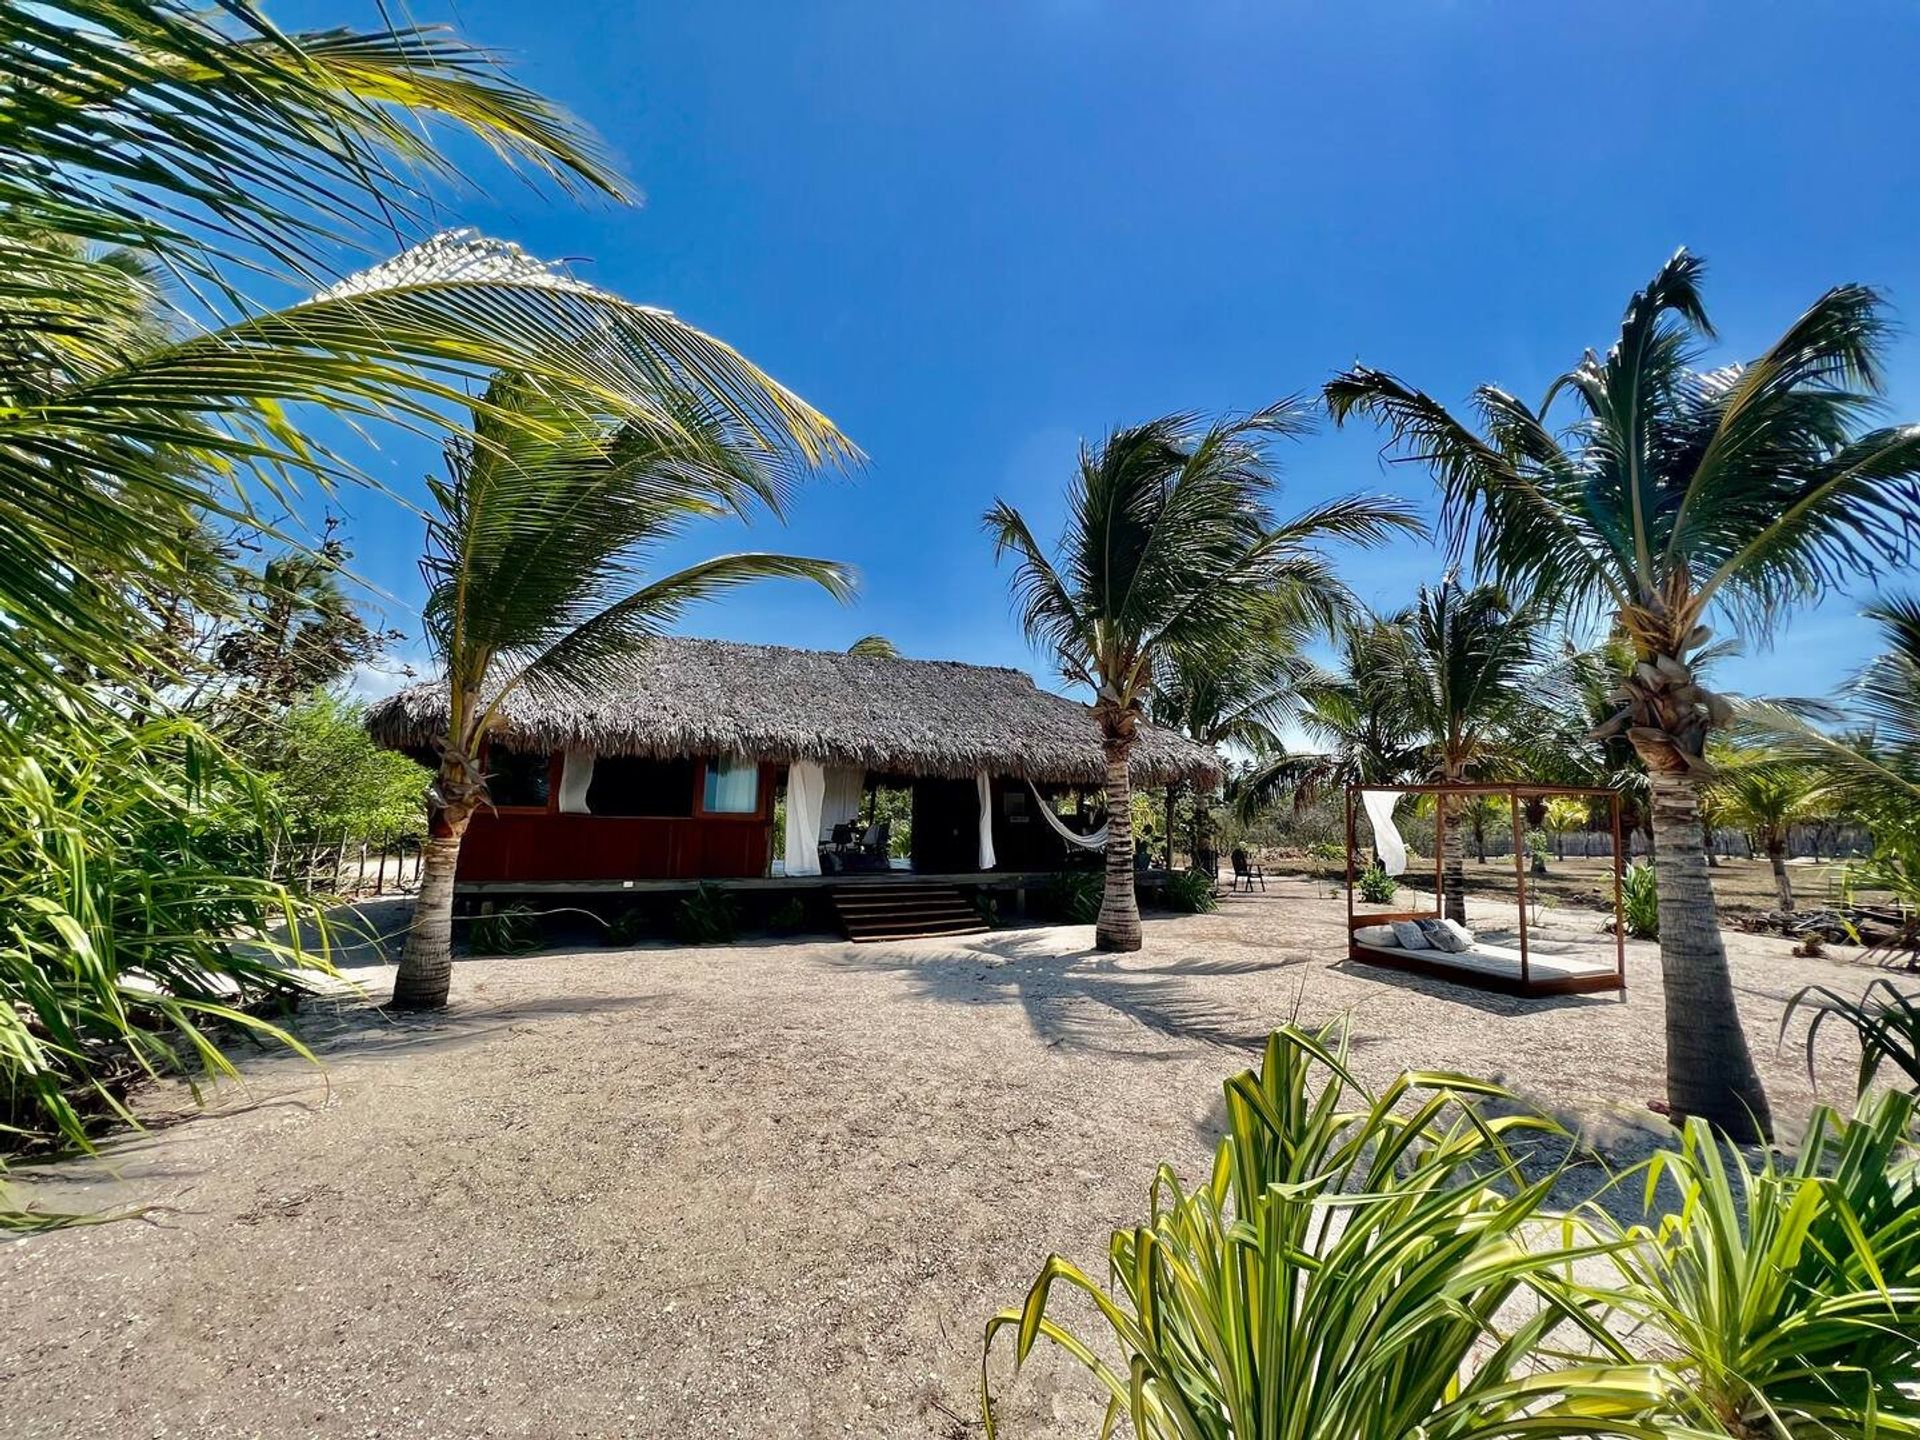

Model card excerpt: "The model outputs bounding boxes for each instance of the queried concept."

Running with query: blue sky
[286,1,1920,704]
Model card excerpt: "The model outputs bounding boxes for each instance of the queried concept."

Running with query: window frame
[480,743,559,814]
[692,758,771,822]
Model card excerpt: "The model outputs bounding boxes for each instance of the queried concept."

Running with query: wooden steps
[830,882,989,943]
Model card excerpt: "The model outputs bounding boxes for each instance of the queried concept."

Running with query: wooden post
[1509,790,1531,989]
[1433,792,1446,920]
[1611,792,1628,989]
[1345,787,1356,932]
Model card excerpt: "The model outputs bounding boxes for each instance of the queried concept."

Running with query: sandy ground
[1,878,1890,1439]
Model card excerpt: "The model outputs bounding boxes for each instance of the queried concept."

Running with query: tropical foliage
[392,374,853,1008]
[1589,1090,1920,1440]
[986,1027,1920,1440]
[1786,979,1920,1099]
[984,1027,1673,1440]
[1326,250,1920,1141]
[0,0,699,1186]
[985,404,1417,951]
[1,712,324,1172]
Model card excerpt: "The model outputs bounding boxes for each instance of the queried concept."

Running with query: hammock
[1027,781,1109,851]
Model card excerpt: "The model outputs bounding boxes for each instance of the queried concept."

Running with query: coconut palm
[1377,579,1561,924]
[1152,609,1322,864]
[1230,616,1425,821]
[1751,597,1920,953]
[1708,749,1826,913]
[846,635,901,659]
[392,375,853,1009]
[1325,251,1920,1140]
[984,404,1419,951]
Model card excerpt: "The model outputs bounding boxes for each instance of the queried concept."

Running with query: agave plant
[982,1027,1672,1439]
[1590,1091,1920,1440]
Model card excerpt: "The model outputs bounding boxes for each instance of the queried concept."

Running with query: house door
[910,778,980,872]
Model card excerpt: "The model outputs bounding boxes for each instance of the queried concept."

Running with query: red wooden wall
[455,757,776,884]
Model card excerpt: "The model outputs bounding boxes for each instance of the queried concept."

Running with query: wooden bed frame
[1344,783,1627,998]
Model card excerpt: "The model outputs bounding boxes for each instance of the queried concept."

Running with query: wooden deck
[455,867,1163,897]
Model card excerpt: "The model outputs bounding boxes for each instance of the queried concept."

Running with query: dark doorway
[911,777,980,872]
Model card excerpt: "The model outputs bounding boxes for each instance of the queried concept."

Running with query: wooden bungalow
[366,638,1219,903]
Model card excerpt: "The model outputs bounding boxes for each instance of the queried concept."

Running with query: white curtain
[1026,781,1108,850]
[557,748,594,813]
[821,766,865,838]
[1361,789,1408,876]
[976,771,997,871]
[785,761,826,877]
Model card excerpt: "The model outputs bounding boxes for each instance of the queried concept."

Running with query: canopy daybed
[1344,783,1628,998]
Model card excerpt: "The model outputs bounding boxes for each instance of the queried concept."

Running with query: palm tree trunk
[392,827,468,1009]
[1767,834,1795,913]
[1441,790,1468,926]
[1647,768,1772,1142]
[1164,782,1179,870]
[393,746,484,1011]
[1096,733,1142,953]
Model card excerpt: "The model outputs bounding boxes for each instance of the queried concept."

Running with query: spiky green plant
[0,712,331,1180]
[1785,979,1920,1099]
[1589,1091,1920,1440]
[1622,862,1661,939]
[982,1027,1673,1440]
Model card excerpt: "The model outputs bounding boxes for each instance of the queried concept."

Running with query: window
[702,757,760,814]
[586,756,695,817]
[485,748,551,809]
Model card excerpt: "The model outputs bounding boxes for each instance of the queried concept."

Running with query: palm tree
[985,405,1419,951]
[1752,597,1920,943]
[846,635,901,659]
[1231,616,1425,822]
[1377,580,1561,924]
[1708,749,1826,913]
[393,375,853,1010]
[1152,610,1321,864]
[1325,250,1920,1140]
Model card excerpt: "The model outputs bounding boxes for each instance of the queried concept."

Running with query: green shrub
[1355,864,1398,904]
[1590,1090,1920,1439]
[604,905,653,947]
[1043,870,1103,924]
[1163,868,1219,914]
[767,896,809,935]
[1622,861,1659,937]
[1,713,332,1180]
[467,904,540,955]
[984,1026,1672,1438]
[674,883,739,944]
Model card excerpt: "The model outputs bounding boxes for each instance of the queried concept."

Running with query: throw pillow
[1390,919,1430,950]
[1352,923,1398,947]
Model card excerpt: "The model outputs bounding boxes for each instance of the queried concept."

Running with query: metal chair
[1230,848,1266,893]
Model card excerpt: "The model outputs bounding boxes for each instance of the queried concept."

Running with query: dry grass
[1270,853,1872,924]
[0,880,1884,1438]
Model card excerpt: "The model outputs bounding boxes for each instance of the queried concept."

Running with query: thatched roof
[366,637,1219,787]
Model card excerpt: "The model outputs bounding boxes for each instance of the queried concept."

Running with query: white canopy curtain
[1361,788,1408,876]
[820,766,865,839]
[1026,780,1109,851]
[975,771,996,870]
[784,760,826,877]
[556,748,594,813]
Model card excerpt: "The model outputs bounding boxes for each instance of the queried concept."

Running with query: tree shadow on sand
[833,929,1320,1058]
